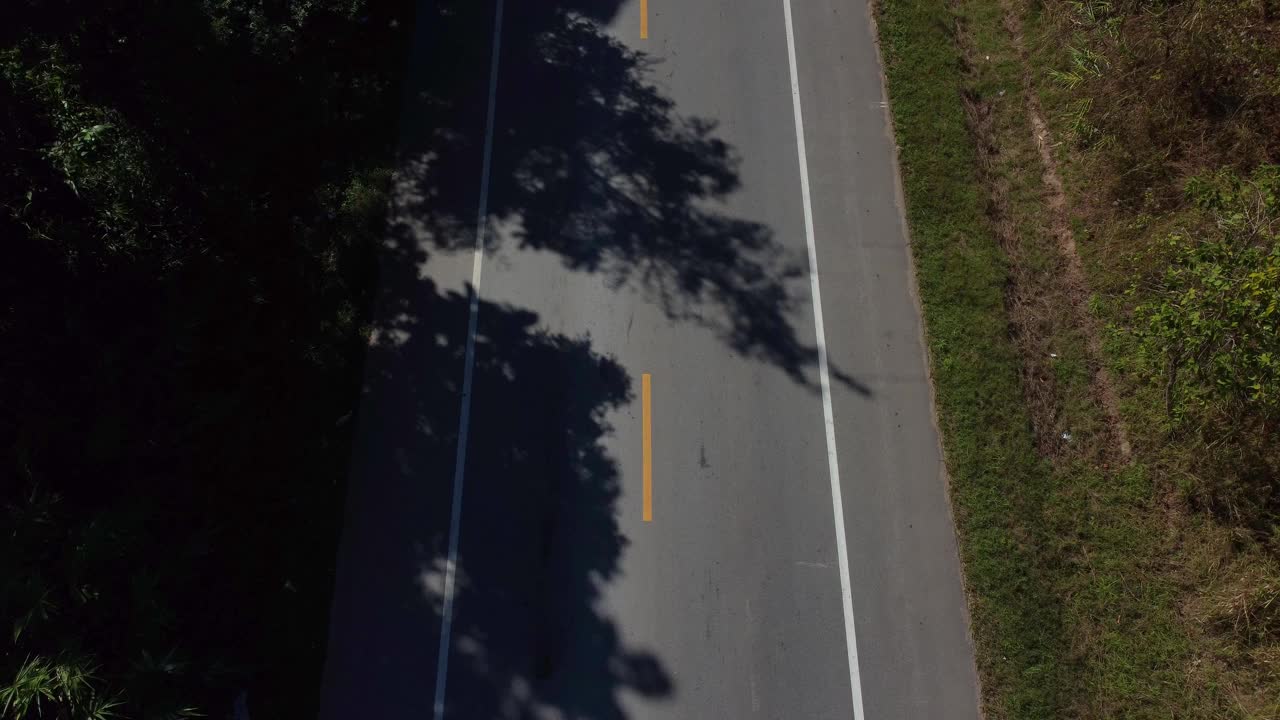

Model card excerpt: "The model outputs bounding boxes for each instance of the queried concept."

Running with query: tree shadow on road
[324,1,873,718]
[322,233,672,718]
[392,0,869,393]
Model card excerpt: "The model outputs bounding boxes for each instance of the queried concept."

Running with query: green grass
[874,0,1233,717]
[875,1,1067,716]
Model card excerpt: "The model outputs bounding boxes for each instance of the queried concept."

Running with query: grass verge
[875,1,1067,715]
[875,0,1232,716]
[878,0,1280,717]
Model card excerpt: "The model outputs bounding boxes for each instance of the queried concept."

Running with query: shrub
[1133,166,1280,425]
[0,656,119,720]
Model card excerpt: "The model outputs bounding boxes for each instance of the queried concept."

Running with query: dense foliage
[1135,166,1280,424]
[1,0,411,716]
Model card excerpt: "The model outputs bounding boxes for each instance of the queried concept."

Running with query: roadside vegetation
[1,1,411,716]
[877,0,1279,716]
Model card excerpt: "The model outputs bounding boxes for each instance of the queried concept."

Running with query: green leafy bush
[0,657,119,720]
[1134,166,1280,424]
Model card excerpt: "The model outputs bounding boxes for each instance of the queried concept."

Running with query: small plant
[1133,166,1280,425]
[1048,46,1106,90]
[1059,97,1100,144]
[1067,0,1113,27]
[0,656,120,720]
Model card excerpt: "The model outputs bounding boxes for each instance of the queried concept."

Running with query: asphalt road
[320,0,982,717]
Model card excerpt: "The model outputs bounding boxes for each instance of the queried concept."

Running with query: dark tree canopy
[1,1,412,715]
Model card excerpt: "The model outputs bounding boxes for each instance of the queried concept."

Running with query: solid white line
[432,0,505,717]
[781,2,867,718]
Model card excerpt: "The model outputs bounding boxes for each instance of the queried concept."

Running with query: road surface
[320,0,982,717]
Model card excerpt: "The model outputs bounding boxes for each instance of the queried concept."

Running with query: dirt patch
[950,0,1132,464]
[951,10,1089,460]
[955,83,1062,453]
[1001,4,1132,463]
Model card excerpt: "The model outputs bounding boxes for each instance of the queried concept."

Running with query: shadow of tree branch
[325,1,875,717]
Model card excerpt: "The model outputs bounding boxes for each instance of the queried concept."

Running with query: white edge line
[781,2,867,719]
[432,0,505,717]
